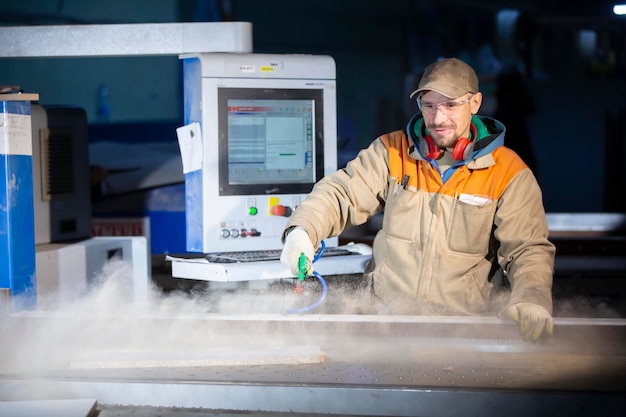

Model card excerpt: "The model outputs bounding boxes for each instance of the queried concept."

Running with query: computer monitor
[179,53,338,253]
[218,88,321,196]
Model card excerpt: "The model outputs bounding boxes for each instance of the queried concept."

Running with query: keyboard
[205,246,355,264]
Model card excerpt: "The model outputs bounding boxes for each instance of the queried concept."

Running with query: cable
[285,271,327,314]
[312,240,326,262]
[286,241,328,314]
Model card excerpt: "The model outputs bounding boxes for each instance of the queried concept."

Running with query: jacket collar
[466,153,496,169]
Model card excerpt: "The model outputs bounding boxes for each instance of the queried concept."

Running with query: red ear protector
[418,123,441,160]
[420,122,478,161]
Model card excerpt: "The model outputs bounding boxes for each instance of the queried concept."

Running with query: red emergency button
[270,204,292,217]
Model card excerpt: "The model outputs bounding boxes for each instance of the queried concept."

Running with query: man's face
[420,91,482,149]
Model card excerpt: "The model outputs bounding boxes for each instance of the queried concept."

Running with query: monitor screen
[218,88,324,196]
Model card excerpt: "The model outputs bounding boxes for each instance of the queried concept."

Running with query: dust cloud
[0,257,623,378]
[0,258,371,374]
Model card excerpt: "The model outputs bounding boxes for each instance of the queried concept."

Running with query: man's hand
[505,303,554,341]
[280,227,314,276]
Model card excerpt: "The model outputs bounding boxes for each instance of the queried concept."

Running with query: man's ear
[470,92,483,114]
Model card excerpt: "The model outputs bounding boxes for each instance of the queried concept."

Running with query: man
[280,57,555,341]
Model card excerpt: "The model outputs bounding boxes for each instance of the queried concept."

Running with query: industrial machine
[30,104,92,245]
[168,52,372,282]
[179,52,338,254]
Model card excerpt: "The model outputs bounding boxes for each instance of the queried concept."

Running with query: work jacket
[285,115,555,316]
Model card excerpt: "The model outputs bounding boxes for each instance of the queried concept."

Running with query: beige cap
[410,58,479,99]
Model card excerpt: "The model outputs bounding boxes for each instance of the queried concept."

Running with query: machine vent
[40,128,75,200]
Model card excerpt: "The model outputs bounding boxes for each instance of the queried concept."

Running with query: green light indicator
[249,206,258,215]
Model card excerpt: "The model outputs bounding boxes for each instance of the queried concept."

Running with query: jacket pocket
[382,179,422,242]
[447,196,496,255]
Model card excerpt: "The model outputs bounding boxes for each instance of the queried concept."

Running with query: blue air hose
[286,241,328,314]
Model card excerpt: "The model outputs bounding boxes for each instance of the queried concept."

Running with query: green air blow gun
[298,252,308,281]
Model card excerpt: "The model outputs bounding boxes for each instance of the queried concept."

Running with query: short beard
[428,125,458,149]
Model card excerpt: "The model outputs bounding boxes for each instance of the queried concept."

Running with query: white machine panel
[180,53,338,254]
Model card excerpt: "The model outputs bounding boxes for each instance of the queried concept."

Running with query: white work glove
[505,303,554,342]
[280,227,315,277]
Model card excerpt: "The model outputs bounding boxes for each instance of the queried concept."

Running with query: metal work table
[1,312,624,417]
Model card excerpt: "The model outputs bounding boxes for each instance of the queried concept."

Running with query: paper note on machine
[176,122,203,174]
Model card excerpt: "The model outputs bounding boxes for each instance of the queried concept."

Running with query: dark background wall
[1,0,624,213]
